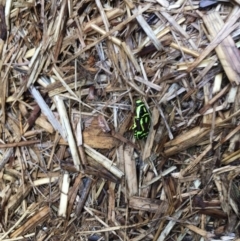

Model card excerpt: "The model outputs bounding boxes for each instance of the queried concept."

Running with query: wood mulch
[0,0,240,240]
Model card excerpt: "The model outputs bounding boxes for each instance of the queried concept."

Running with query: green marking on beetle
[131,100,151,139]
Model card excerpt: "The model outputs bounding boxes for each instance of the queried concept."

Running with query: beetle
[131,100,151,139]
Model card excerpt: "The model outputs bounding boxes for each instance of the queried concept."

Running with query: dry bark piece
[10,205,50,238]
[98,115,111,133]
[0,4,7,41]
[85,165,119,183]
[84,144,124,179]
[164,127,210,156]
[132,6,163,51]
[29,86,66,138]
[83,8,125,33]
[129,196,168,212]
[199,0,218,8]
[75,177,92,216]
[201,11,240,86]
[124,144,137,196]
[58,172,70,217]
[26,103,42,129]
[86,85,97,100]
[0,140,40,148]
[82,116,119,149]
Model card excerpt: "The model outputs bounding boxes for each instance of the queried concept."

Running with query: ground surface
[0,0,240,240]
